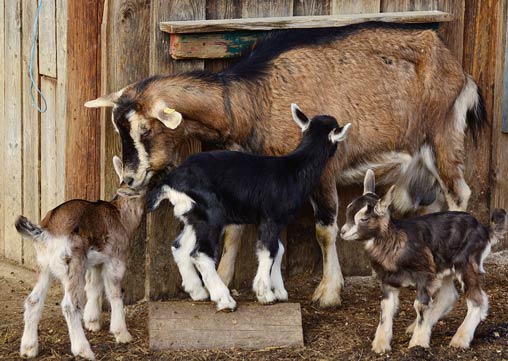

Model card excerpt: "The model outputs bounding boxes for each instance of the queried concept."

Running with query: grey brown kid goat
[340,169,506,353]
[15,157,144,360]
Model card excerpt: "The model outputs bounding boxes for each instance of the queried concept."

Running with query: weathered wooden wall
[2,1,507,305]
[0,0,67,268]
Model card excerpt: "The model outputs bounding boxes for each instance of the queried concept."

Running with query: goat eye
[360,217,369,223]
[141,127,152,137]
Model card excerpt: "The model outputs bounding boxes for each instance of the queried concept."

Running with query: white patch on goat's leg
[172,225,209,301]
[193,252,236,311]
[60,282,95,360]
[103,260,131,344]
[271,240,288,301]
[20,268,51,358]
[456,176,472,211]
[479,242,492,274]
[84,265,103,332]
[372,288,399,354]
[253,245,277,304]
[450,291,488,348]
[409,300,433,349]
[406,276,458,335]
[313,222,343,307]
[217,224,244,286]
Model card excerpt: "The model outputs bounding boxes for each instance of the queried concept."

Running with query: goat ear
[291,103,310,131]
[85,89,123,108]
[363,169,376,195]
[375,185,395,216]
[329,123,351,143]
[112,156,123,183]
[156,107,183,129]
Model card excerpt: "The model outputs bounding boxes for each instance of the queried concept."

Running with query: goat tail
[489,208,507,245]
[15,216,44,241]
[460,75,487,145]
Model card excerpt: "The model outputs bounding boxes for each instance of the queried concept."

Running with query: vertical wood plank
[0,0,5,257]
[3,0,23,263]
[380,0,437,12]
[331,0,380,14]
[461,0,498,222]
[38,0,57,77]
[241,0,293,18]
[65,1,103,201]
[40,77,58,217]
[55,0,67,205]
[293,0,329,16]
[22,0,40,267]
[437,0,465,62]
[101,0,150,304]
[490,0,508,250]
[147,0,204,300]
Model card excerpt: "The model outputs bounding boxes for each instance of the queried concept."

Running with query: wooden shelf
[160,10,453,34]
[160,10,453,60]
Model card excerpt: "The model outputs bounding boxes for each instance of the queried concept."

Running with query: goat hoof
[115,331,133,344]
[216,296,237,312]
[311,282,342,308]
[257,290,277,304]
[371,340,391,354]
[20,343,38,358]
[273,288,288,301]
[408,339,430,349]
[85,319,101,332]
[190,287,209,301]
[73,346,95,361]
[450,334,471,349]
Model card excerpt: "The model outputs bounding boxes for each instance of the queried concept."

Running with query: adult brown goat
[86,23,486,308]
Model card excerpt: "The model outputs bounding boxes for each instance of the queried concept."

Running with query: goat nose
[124,176,134,186]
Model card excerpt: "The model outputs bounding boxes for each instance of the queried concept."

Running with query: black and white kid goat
[147,104,351,311]
[340,169,506,353]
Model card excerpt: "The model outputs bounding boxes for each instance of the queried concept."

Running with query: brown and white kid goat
[86,23,486,307]
[340,170,506,353]
[15,157,144,360]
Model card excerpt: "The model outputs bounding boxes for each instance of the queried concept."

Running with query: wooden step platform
[149,301,304,350]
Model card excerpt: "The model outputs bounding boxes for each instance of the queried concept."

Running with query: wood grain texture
[381,0,437,12]
[149,301,303,350]
[65,0,103,201]
[147,0,204,301]
[436,0,464,62]
[331,0,380,14]
[160,11,452,33]
[490,0,508,250]
[169,31,265,59]
[0,0,5,256]
[294,0,329,16]
[40,77,58,217]
[241,0,293,18]
[21,0,40,267]
[4,0,23,263]
[461,0,498,223]
[39,0,57,77]
[55,0,67,205]
[100,0,151,304]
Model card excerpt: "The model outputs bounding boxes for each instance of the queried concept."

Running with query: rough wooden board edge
[161,10,453,33]
[148,301,303,351]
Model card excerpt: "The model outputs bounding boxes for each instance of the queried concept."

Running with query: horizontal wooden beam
[160,10,453,34]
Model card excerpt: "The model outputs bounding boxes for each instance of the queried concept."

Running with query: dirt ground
[1,253,507,361]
